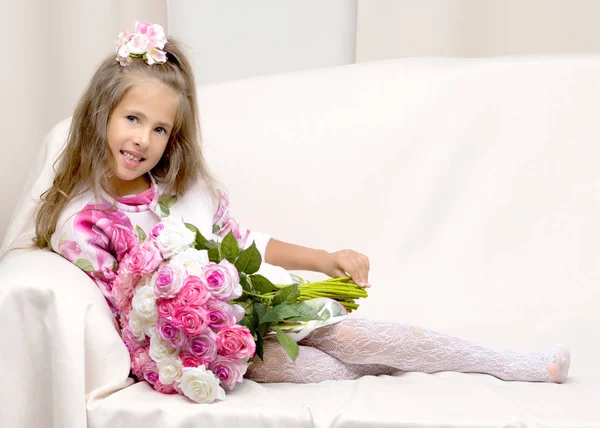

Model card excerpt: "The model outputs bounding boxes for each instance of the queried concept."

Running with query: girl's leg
[245,337,397,383]
[300,318,571,383]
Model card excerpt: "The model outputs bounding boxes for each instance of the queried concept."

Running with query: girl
[34,22,570,387]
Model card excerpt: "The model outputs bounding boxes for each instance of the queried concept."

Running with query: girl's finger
[360,258,371,287]
[331,268,347,278]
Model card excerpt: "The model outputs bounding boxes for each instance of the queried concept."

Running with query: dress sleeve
[51,203,139,311]
[211,191,272,261]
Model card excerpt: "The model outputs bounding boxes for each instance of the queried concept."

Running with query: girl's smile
[120,149,145,166]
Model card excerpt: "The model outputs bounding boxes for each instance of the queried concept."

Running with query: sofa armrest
[0,249,132,428]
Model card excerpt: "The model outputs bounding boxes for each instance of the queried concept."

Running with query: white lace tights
[245,318,570,384]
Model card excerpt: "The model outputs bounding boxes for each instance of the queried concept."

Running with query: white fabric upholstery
[1,54,599,427]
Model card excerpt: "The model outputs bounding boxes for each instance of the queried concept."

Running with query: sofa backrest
[3,56,599,377]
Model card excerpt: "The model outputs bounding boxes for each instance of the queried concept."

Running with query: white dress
[50,175,346,341]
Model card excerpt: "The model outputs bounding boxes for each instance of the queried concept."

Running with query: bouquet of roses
[112,208,368,403]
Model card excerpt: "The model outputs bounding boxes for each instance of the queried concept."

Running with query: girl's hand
[321,249,371,288]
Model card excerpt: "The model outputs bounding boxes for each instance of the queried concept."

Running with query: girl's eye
[126,116,137,123]
[155,127,167,135]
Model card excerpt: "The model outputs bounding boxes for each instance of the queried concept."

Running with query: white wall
[167,0,357,85]
[356,0,600,62]
[4,0,599,245]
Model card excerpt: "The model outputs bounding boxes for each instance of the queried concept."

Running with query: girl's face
[107,77,178,196]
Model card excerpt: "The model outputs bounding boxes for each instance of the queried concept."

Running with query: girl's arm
[264,238,372,287]
[264,238,328,272]
[210,191,371,287]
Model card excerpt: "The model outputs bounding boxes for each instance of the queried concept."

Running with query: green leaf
[185,222,199,236]
[212,224,221,234]
[221,231,240,262]
[237,299,254,313]
[274,303,300,319]
[185,223,214,250]
[135,225,147,243]
[239,274,253,292]
[158,194,177,207]
[239,315,253,331]
[273,284,299,306]
[259,308,280,325]
[249,274,277,293]
[205,240,219,249]
[254,301,267,320]
[158,202,170,217]
[275,329,299,361]
[284,302,324,322]
[74,258,95,272]
[207,247,221,263]
[234,241,262,275]
[255,335,264,360]
[259,303,299,324]
[257,322,269,337]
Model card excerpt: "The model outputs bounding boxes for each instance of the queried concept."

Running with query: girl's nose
[134,128,151,148]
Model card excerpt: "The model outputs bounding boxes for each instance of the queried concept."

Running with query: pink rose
[130,347,151,378]
[98,216,138,262]
[172,306,209,336]
[119,309,129,329]
[157,298,177,319]
[58,240,82,261]
[142,360,160,385]
[184,330,218,362]
[205,299,236,331]
[153,380,177,395]
[179,352,207,368]
[153,264,184,299]
[210,357,248,390]
[121,324,147,353]
[149,223,164,240]
[156,318,187,348]
[146,24,167,50]
[112,273,137,312]
[73,204,136,262]
[216,325,256,360]
[203,260,242,301]
[121,241,162,275]
[177,275,210,307]
[134,20,150,34]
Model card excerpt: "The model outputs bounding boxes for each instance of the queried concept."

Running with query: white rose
[171,248,209,277]
[179,366,226,404]
[132,284,157,321]
[126,33,149,54]
[232,304,245,323]
[128,310,146,341]
[149,334,179,362]
[117,44,130,60]
[143,316,157,338]
[158,357,184,385]
[155,217,196,259]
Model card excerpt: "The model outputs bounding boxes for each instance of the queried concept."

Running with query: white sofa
[1,55,599,428]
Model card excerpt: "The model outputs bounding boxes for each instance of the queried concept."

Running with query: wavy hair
[33,38,219,249]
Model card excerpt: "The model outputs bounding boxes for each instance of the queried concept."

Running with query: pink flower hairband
[116,21,168,66]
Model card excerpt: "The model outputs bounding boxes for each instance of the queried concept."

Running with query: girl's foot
[546,344,570,383]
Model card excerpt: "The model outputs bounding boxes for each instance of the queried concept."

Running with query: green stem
[243,290,273,300]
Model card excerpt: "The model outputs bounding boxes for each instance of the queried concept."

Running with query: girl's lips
[121,151,144,167]
[121,149,145,159]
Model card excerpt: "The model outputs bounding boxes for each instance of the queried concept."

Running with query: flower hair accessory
[116,21,168,66]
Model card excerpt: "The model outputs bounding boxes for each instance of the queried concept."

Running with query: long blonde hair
[33,38,219,249]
